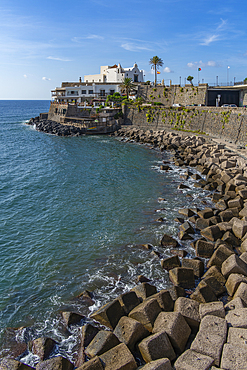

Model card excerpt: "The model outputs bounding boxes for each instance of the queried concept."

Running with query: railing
[67,92,79,96]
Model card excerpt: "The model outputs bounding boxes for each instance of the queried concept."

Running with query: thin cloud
[72,35,104,43]
[47,56,72,62]
[217,18,227,30]
[42,77,51,81]
[121,42,152,52]
[187,60,218,69]
[164,67,174,73]
[199,18,227,46]
[200,34,220,46]
[23,74,27,78]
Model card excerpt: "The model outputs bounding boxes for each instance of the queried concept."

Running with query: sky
[0,0,247,99]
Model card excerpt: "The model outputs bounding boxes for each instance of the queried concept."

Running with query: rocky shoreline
[27,117,86,136]
[2,127,247,369]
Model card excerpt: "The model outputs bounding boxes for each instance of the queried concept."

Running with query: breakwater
[3,125,247,369]
[123,105,247,146]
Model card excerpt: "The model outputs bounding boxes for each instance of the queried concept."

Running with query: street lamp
[227,66,230,86]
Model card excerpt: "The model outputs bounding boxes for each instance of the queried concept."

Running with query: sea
[0,100,210,364]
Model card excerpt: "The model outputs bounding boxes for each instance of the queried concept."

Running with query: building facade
[51,63,143,104]
[84,63,144,83]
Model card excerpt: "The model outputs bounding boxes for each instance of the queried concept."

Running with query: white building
[84,63,144,83]
[51,63,143,103]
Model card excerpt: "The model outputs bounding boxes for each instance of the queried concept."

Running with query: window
[100,90,105,96]
[110,90,115,95]
[89,90,93,94]
[127,73,128,76]
[81,90,86,94]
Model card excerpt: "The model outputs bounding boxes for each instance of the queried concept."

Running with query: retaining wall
[123,105,247,146]
[137,84,208,107]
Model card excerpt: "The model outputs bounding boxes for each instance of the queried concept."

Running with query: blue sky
[0,0,246,99]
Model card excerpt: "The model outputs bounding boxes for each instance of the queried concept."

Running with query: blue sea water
[0,100,208,363]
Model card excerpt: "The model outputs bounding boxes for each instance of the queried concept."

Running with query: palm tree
[187,75,194,85]
[120,78,135,99]
[149,56,164,86]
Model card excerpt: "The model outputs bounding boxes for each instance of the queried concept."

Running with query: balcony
[67,91,79,96]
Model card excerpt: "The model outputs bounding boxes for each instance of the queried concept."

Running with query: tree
[244,77,247,84]
[187,76,194,85]
[120,78,135,99]
[149,56,164,86]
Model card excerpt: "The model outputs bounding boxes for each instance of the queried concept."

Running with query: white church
[84,63,144,83]
[51,63,144,103]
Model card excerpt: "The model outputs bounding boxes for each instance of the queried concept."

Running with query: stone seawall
[123,106,247,147]
[136,84,208,107]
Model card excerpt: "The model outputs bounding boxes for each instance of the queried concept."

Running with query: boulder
[99,343,137,370]
[138,331,176,363]
[227,326,247,346]
[140,359,172,370]
[113,316,149,352]
[168,285,185,301]
[85,330,120,359]
[178,230,194,240]
[220,343,247,370]
[150,290,174,312]
[182,258,204,278]
[228,197,243,209]
[225,273,247,296]
[221,231,240,246]
[218,209,234,222]
[197,208,214,219]
[240,251,247,264]
[161,255,180,270]
[224,297,245,311]
[0,359,35,370]
[91,299,124,329]
[173,349,214,370]
[128,297,161,332]
[153,312,191,353]
[117,291,140,315]
[169,267,195,289]
[31,337,56,361]
[77,357,103,370]
[160,234,178,248]
[200,225,222,242]
[226,308,247,328]
[190,280,217,304]
[202,265,226,285]
[233,282,247,305]
[131,283,157,301]
[179,221,194,233]
[195,240,214,258]
[202,275,225,297]
[207,245,234,268]
[76,324,100,368]
[36,356,74,370]
[221,254,247,278]
[232,219,247,239]
[195,217,213,230]
[0,327,27,360]
[199,301,225,320]
[178,208,195,217]
[174,297,200,330]
[239,207,247,218]
[190,315,227,366]
[61,311,85,327]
